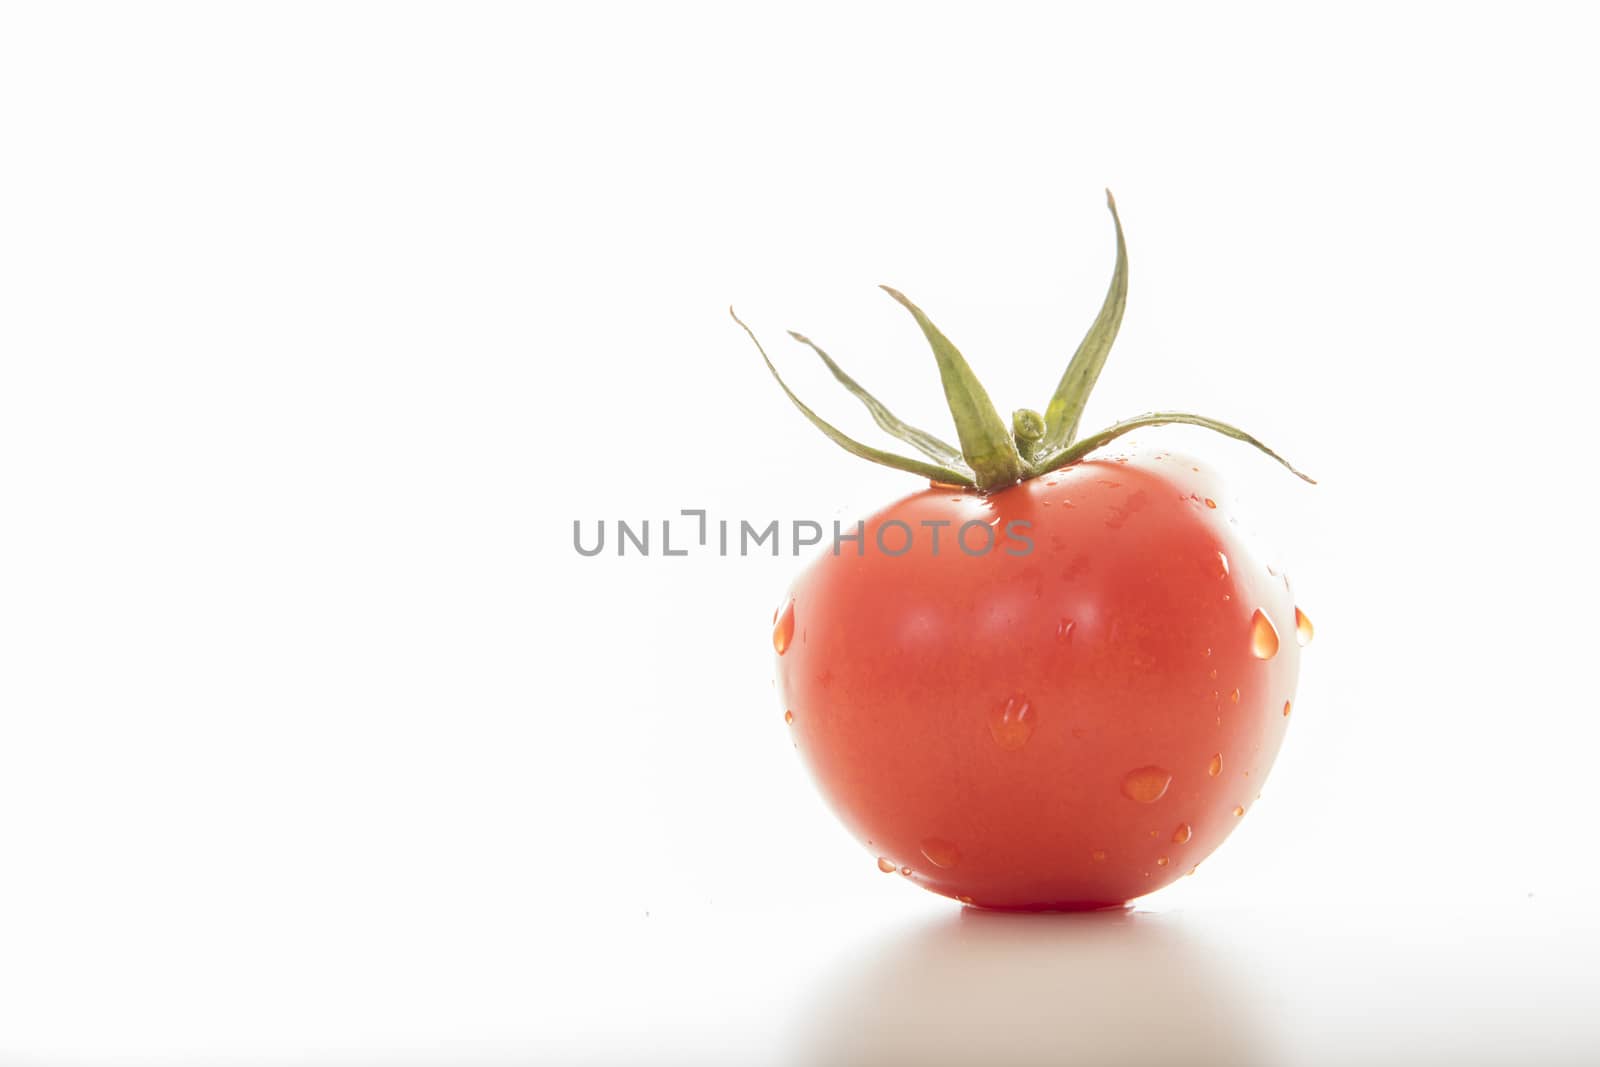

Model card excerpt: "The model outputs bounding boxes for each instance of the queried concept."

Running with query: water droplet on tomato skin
[1208,753,1223,777]
[773,601,796,655]
[1249,609,1280,659]
[1204,498,1217,509]
[1216,551,1230,578]
[1156,857,1170,867]
[987,695,1036,751]
[1056,618,1075,643]
[784,710,794,725]
[1230,687,1241,703]
[1295,606,1315,646]
[1121,766,1173,804]
[1233,805,1246,817]
[1173,823,1192,844]
[900,866,913,876]
[1283,700,1292,717]
[1091,849,1108,862]
[876,857,895,873]
[920,838,961,869]
[958,895,974,905]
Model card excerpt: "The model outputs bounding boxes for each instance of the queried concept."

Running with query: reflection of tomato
[739,192,1313,908]
[775,451,1306,909]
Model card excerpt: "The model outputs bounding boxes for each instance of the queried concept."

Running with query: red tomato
[774,449,1305,910]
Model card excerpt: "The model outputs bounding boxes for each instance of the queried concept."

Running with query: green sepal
[730,308,978,487]
[1041,190,1129,452]
[1032,411,1317,484]
[879,286,1026,491]
[786,330,969,470]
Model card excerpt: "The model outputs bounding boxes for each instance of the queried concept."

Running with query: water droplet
[1156,856,1170,867]
[1283,700,1292,717]
[1056,618,1075,643]
[1208,753,1223,777]
[1121,766,1173,804]
[1091,849,1108,862]
[987,695,1036,751]
[1230,687,1241,703]
[1295,606,1315,646]
[1216,551,1230,578]
[1208,668,1218,680]
[773,601,796,655]
[1233,805,1246,817]
[958,895,974,904]
[1186,866,1198,877]
[1173,823,1192,844]
[876,857,895,873]
[920,837,961,869]
[900,866,913,876]
[784,709,794,724]
[1204,498,1217,509]
[1250,609,1280,659]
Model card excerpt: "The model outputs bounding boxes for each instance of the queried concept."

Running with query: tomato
[774,449,1305,909]
[736,191,1313,908]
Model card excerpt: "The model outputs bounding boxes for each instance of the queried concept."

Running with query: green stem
[1012,408,1046,464]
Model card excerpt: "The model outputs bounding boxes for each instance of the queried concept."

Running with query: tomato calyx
[731,191,1315,492]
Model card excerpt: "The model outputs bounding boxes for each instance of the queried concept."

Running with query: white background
[3,2,1598,1064]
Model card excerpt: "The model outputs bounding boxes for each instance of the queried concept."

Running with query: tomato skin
[776,450,1300,909]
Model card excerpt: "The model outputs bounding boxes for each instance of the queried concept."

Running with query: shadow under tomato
[788,906,1281,1067]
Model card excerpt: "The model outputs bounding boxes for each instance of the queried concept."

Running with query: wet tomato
[774,451,1308,908]
[736,192,1313,908]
